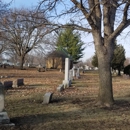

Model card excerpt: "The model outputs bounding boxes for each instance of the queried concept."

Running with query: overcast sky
[4,0,130,61]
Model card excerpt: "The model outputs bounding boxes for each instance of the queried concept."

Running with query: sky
[4,0,130,62]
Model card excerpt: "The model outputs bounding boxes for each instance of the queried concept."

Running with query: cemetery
[0,59,129,130]
[0,0,130,129]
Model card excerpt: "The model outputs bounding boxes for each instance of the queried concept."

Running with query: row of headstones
[2,79,24,89]
[43,58,80,104]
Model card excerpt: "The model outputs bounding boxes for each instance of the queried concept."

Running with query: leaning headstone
[43,92,53,104]
[63,58,71,88]
[57,84,64,92]
[0,82,14,125]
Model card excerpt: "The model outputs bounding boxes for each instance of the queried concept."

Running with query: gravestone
[76,68,80,79]
[3,81,13,89]
[72,66,77,78]
[0,82,14,125]
[123,74,130,79]
[43,92,53,104]
[12,79,24,88]
[69,69,73,81]
[63,58,71,88]
[57,84,64,92]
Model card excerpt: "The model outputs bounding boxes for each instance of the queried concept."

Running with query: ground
[0,68,130,130]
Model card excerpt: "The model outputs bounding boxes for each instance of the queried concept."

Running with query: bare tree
[0,0,10,57]
[0,8,54,69]
[38,0,130,106]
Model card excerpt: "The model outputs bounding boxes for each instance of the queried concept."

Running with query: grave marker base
[0,112,14,126]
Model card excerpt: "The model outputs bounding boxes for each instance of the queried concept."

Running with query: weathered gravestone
[76,68,80,79]
[43,92,53,104]
[0,82,14,125]
[63,58,71,88]
[69,69,73,81]
[123,74,130,79]
[72,66,76,78]
[3,81,13,89]
[57,84,64,92]
[12,78,24,88]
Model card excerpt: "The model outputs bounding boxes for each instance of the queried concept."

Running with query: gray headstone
[3,81,12,89]
[43,92,53,104]
[12,78,24,88]
[76,68,80,79]
[0,83,4,112]
[57,84,64,92]
[0,83,14,125]
[0,112,10,124]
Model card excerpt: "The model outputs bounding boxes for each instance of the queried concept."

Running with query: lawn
[0,68,130,130]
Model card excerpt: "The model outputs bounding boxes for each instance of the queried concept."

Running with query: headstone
[57,84,64,92]
[12,79,24,88]
[3,81,12,89]
[0,82,14,125]
[69,69,73,81]
[59,69,62,72]
[72,66,76,77]
[123,74,130,79]
[63,58,71,88]
[76,68,80,79]
[43,92,53,104]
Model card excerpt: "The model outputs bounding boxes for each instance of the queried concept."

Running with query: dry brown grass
[0,68,130,130]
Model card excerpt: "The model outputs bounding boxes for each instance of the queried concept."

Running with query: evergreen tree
[56,28,85,62]
[92,44,126,76]
[111,45,126,75]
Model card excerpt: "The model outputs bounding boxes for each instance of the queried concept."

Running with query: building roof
[47,47,73,60]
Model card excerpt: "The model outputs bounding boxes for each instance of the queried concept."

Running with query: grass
[0,68,130,129]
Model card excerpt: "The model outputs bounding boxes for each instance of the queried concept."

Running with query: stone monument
[0,82,14,125]
[63,58,71,88]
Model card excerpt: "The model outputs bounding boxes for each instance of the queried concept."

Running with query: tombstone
[57,84,64,92]
[59,69,62,72]
[12,79,24,88]
[123,74,130,79]
[0,82,14,125]
[76,68,80,79]
[3,81,13,89]
[69,69,73,81]
[63,58,71,88]
[72,66,76,77]
[43,92,53,104]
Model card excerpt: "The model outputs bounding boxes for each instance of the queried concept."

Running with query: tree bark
[97,56,114,106]
[20,56,25,70]
[93,31,114,106]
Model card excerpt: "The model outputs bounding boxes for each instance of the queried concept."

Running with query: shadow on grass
[10,110,84,127]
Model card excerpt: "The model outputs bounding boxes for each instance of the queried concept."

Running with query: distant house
[46,48,73,69]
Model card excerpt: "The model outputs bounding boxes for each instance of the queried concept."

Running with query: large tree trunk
[93,31,114,107]
[20,56,25,70]
[97,55,114,106]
